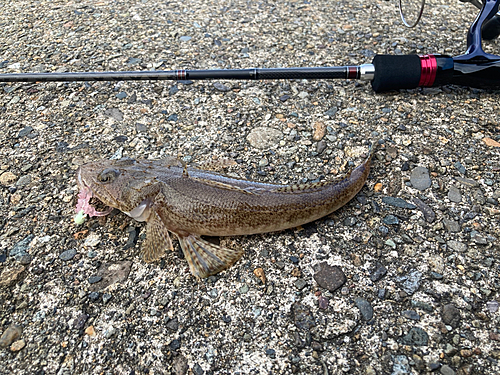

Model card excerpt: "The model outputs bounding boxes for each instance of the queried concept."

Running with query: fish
[75,144,375,278]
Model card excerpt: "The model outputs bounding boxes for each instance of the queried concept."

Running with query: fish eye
[97,168,120,184]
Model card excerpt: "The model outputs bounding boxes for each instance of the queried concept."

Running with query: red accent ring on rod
[418,54,437,87]
[176,70,186,80]
[347,66,359,79]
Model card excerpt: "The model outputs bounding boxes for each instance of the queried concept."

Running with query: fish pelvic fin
[141,210,173,262]
[177,234,244,278]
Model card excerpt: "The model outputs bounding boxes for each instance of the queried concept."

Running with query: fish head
[76,158,160,217]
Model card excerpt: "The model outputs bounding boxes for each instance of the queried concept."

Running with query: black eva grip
[371,55,421,92]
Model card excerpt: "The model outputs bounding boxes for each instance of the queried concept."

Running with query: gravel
[0,0,499,374]
[410,166,432,191]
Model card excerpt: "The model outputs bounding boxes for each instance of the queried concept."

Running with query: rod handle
[371,55,421,92]
[370,54,454,92]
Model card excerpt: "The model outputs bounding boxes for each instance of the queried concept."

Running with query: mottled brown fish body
[155,158,371,237]
[76,146,373,278]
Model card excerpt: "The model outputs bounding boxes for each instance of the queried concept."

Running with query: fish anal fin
[177,234,244,278]
[141,210,173,262]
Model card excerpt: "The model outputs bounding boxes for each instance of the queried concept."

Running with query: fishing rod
[0,0,499,93]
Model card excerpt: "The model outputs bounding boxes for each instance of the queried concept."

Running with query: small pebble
[213,82,230,92]
[170,339,181,351]
[135,123,147,133]
[0,324,22,348]
[247,127,282,149]
[292,303,315,330]
[447,240,467,253]
[88,276,102,284]
[167,114,178,122]
[239,284,249,294]
[325,107,337,117]
[355,297,374,321]
[265,348,276,358]
[440,364,456,375]
[430,271,444,280]
[471,230,488,245]
[455,177,478,187]
[85,326,95,336]
[454,162,466,175]
[410,167,431,191]
[89,292,100,301]
[448,186,462,203]
[9,235,34,260]
[487,301,499,313]
[385,239,396,248]
[0,171,17,185]
[442,304,461,328]
[166,318,179,331]
[412,197,435,223]
[392,355,410,374]
[84,233,101,247]
[402,310,420,321]
[401,327,429,346]
[370,263,387,282]
[382,196,416,209]
[169,86,179,95]
[10,339,25,352]
[294,279,307,290]
[313,262,346,292]
[396,270,422,295]
[17,126,33,138]
[316,140,327,154]
[443,218,460,232]
[59,249,77,261]
[411,300,433,312]
[318,296,329,309]
[383,215,399,225]
[104,327,116,339]
[103,293,112,304]
[378,225,389,236]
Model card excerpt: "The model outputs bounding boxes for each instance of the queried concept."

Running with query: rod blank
[0,66,364,83]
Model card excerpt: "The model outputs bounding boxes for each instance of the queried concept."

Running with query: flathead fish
[75,145,374,278]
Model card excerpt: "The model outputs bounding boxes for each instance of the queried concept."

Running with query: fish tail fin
[178,234,244,278]
[141,211,173,262]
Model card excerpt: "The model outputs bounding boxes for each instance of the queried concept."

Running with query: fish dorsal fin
[154,156,184,168]
[197,158,237,172]
[177,234,244,278]
[141,208,173,262]
[189,177,258,195]
[274,180,332,193]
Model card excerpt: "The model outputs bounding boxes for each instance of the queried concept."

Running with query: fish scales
[75,145,374,278]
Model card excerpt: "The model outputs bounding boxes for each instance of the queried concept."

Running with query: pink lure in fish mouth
[75,186,113,217]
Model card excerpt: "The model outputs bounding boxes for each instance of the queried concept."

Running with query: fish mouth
[75,167,113,217]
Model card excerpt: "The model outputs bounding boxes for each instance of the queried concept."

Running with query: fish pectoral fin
[177,234,244,278]
[141,211,173,262]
